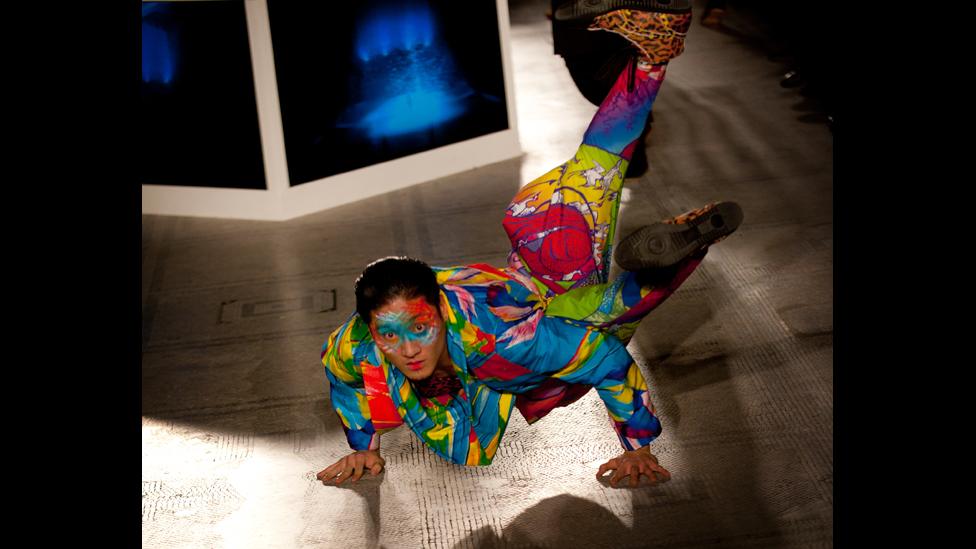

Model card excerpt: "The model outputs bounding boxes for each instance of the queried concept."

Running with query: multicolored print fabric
[322,58,708,466]
[503,64,667,297]
[323,263,667,465]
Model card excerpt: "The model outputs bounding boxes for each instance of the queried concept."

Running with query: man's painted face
[369,296,447,381]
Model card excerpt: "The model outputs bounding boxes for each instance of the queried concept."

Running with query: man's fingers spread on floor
[629,465,640,487]
[610,468,627,487]
[319,463,341,482]
[318,470,335,483]
[335,465,354,485]
[649,462,672,481]
[639,463,659,484]
[351,462,365,482]
[324,462,342,477]
[598,460,618,478]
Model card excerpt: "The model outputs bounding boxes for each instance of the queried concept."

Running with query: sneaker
[614,202,743,271]
[554,0,692,21]
[588,9,693,64]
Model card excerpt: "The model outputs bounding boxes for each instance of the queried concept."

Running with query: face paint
[369,296,448,380]
[372,300,439,353]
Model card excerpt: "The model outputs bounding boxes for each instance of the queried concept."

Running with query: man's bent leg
[547,197,748,345]
[546,248,705,346]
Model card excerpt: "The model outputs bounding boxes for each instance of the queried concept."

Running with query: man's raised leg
[503,58,674,297]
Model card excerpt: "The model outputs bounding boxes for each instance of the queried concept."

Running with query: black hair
[354,256,441,323]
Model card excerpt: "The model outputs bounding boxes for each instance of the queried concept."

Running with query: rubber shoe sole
[614,201,743,271]
[555,0,692,21]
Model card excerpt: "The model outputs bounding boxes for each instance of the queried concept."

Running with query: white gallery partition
[142,0,522,221]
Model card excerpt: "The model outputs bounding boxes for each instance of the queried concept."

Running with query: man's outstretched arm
[504,318,671,487]
[319,366,389,484]
[319,319,394,482]
[591,346,673,487]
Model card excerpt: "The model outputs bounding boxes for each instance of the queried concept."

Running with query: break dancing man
[317,1,743,488]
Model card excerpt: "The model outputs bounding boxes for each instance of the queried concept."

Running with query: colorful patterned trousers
[502,59,707,424]
[503,59,705,346]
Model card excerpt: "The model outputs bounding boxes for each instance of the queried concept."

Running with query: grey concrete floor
[142,1,832,547]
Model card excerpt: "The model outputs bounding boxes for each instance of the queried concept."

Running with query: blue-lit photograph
[142,4,177,86]
[267,0,509,186]
[141,0,266,189]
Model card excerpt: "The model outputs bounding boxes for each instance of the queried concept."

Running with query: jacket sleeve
[589,341,663,451]
[321,316,382,451]
[500,314,663,450]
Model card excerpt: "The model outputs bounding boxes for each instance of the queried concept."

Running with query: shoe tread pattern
[614,202,743,270]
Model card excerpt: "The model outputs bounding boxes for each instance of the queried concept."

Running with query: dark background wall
[141,0,267,189]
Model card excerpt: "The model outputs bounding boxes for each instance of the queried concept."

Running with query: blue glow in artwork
[340,1,474,140]
[266,0,509,184]
[355,5,435,61]
[142,3,177,85]
[360,90,465,139]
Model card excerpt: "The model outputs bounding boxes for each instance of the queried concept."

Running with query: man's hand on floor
[317,449,385,485]
[596,446,671,488]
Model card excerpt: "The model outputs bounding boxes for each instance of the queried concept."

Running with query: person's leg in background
[701,0,728,29]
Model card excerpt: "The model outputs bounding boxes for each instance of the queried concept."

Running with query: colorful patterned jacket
[321,263,664,466]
